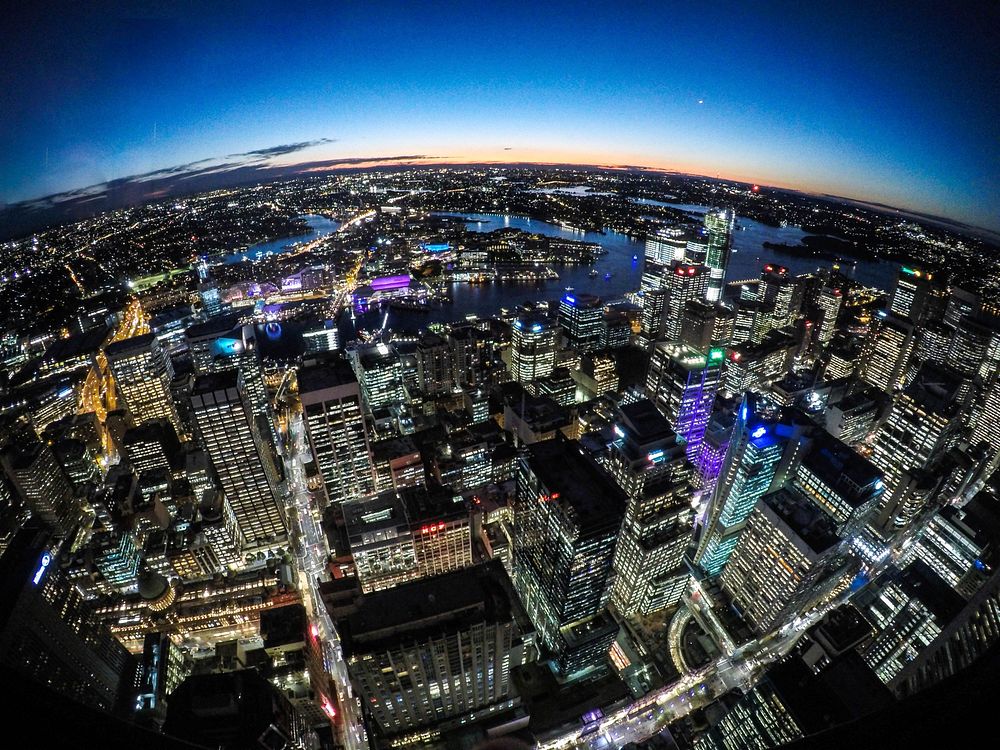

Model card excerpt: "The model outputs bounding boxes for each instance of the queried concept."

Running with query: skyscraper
[815,287,843,345]
[642,228,687,292]
[645,341,724,461]
[663,262,710,340]
[1,435,81,538]
[721,486,844,634]
[105,333,183,434]
[352,342,407,412]
[513,435,626,676]
[694,396,800,576]
[889,266,933,322]
[606,400,696,614]
[190,371,286,549]
[858,313,916,394]
[558,292,604,352]
[508,314,558,383]
[298,357,375,506]
[703,208,735,302]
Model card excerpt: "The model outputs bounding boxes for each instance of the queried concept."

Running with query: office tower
[448,324,491,387]
[663,262,709,340]
[721,486,844,634]
[599,307,631,349]
[513,436,626,676]
[892,561,1000,697]
[190,371,286,549]
[106,333,183,433]
[970,375,1000,470]
[911,323,952,376]
[92,530,142,592]
[415,331,453,395]
[869,363,964,532]
[792,429,885,536]
[372,437,424,492]
[302,322,340,354]
[856,561,962,685]
[639,288,668,346]
[558,292,603,352]
[914,491,1000,595]
[508,314,558,383]
[135,632,191,724]
[352,342,406,411]
[607,400,696,614]
[122,420,182,476]
[947,314,1000,381]
[0,525,134,712]
[858,312,916,394]
[642,227,687,291]
[343,487,472,593]
[703,208,735,301]
[51,437,99,491]
[815,287,843,345]
[197,491,244,569]
[943,286,980,330]
[722,331,797,396]
[681,299,734,350]
[337,561,534,738]
[824,388,882,445]
[758,264,803,333]
[889,266,933,322]
[185,321,272,432]
[530,366,576,406]
[645,341,723,460]
[576,351,619,399]
[695,396,798,576]
[298,357,375,506]
[1,436,80,538]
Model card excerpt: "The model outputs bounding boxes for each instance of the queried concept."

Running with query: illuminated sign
[422,243,451,253]
[563,294,577,306]
[531,324,543,333]
[751,426,767,439]
[32,552,51,586]
[370,274,410,291]
[647,449,665,463]
[708,348,724,363]
[613,425,625,439]
[740,403,749,422]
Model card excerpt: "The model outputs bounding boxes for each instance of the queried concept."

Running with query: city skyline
[2,1,999,233]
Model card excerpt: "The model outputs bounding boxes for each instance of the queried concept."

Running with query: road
[284,409,369,750]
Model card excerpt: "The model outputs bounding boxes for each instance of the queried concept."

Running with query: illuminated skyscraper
[694,396,799,576]
[558,292,604,352]
[606,400,696,614]
[664,262,709,340]
[1,435,81,538]
[721,486,844,634]
[298,357,374,506]
[869,363,963,533]
[509,314,558,383]
[106,333,182,434]
[889,266,933,322]
[352,342,407,411]
[642,227,687,292]
[190,371,286,549]
[513,436,626,676]
[858,313,916,394]
[645,341,724,461]
[703,208,735,302]
[815,287,843,345]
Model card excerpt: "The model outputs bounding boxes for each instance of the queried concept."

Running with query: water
[331,209,894,340]
[222,214,340,264]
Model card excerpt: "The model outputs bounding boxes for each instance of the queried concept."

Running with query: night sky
[2,0,998,230]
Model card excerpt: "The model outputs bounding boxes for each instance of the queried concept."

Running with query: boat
[588,268,599,278]
[632,254,638,261]
[603,272,613,281]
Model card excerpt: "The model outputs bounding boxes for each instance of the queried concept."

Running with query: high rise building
[645,341,724,460]
[914,491,1000,595]
[703,208,735,302]
[694,397,801,576]
[757,265,803,334]
[508,314,558,383]
[638,288,668,347]
[190,371,286,549]
[869,363,964,532]
[1,435,81,538]
[513,436,626,676]
[663,262,710,340]
[721,486,844,634]
[298,357,374,506]
[889,267,933,322]
[642,228,687,292]
[352,342,407,411]
[858,313,916,394]
[815,287,843,345]
[343,486,472,594]
[336,561,534,738]
[681,299,734,351]
[106,333,183,434]
[943,286,980,330]
[606,400,696,615]
[415,332,453,396]
[558,292,604,352]
[0,525,134,712]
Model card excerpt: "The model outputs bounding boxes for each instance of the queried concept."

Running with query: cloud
[229,138,336,160]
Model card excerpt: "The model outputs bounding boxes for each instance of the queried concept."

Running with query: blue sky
[2,0,998,229]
